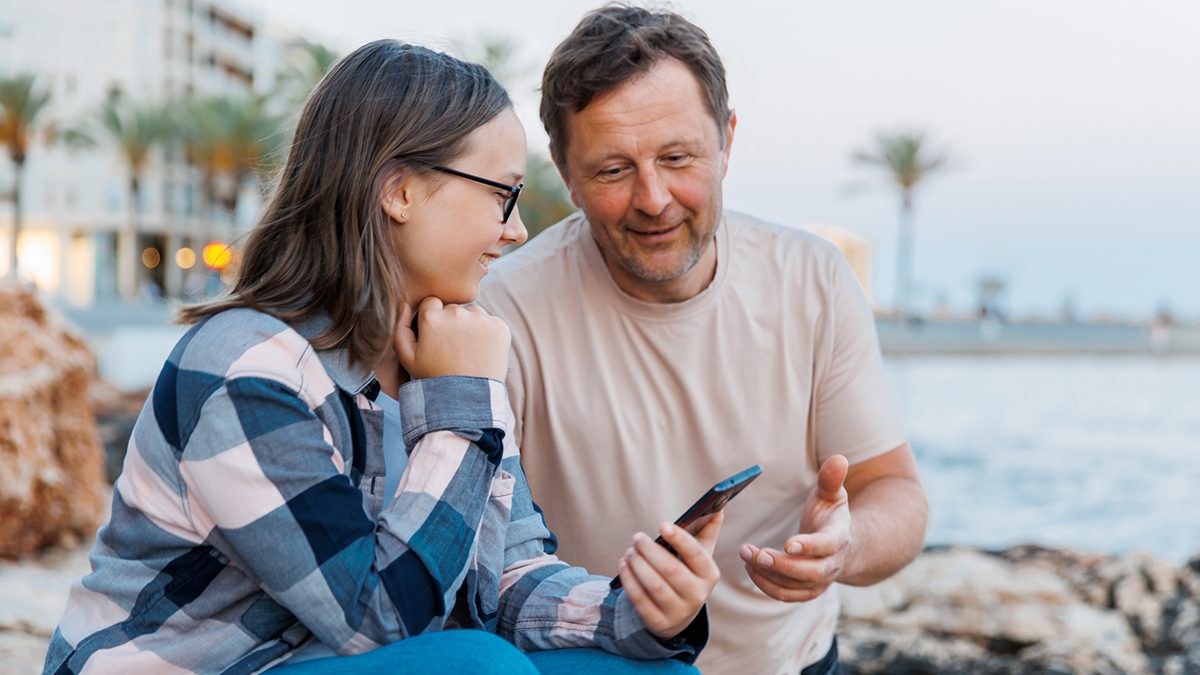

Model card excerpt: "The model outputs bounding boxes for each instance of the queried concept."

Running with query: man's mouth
[479,254,494,267]
[629,223,682,237]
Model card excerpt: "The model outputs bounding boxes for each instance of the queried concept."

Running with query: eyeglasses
[431,165,524,224]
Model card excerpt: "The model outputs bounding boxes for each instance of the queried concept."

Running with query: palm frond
[853,131,949,191]
[0,73,53,163]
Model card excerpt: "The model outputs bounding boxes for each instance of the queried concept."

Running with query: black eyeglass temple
[431,165,519,192]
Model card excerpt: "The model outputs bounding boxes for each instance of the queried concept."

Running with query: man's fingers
[744,564,828,603]
[742,545,834,587]
[817,455,849,502]
[784,531,840,558]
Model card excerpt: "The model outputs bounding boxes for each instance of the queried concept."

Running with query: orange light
[142,247,161,268]
[203,242,233,270]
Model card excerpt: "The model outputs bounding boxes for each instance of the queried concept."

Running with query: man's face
[560,58,735,300]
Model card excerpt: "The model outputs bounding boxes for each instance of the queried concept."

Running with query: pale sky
[239,0,1200,318]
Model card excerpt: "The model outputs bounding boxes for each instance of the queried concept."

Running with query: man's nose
[631,167,671,217]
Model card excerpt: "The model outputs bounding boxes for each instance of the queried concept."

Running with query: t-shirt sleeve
[475,284,530,448]
[810,252,907,465]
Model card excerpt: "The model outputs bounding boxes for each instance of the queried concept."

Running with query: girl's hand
[396,298,510,382]
[617,510,723,640]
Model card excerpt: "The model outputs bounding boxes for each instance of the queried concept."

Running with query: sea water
[885,356,1200,564]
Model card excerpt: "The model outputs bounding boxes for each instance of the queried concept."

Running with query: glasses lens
[503,184,524,224]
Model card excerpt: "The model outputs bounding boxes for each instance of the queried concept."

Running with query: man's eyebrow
[579,152,626,172]
[582,139,706,171]
[501,172,525,185]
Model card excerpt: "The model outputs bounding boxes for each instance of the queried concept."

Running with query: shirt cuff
[616,594,709,664]
[397,376,509,452]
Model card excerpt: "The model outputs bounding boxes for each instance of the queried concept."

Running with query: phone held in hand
[611,464,763,590]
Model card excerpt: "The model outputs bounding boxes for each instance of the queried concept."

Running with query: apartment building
[0,0,302,303]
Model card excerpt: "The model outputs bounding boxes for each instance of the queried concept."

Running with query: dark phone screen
[611,465,762,589]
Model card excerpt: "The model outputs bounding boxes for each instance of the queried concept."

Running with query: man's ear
[551,146,582,209]
[720,110,737,178]
[381,173,420,223]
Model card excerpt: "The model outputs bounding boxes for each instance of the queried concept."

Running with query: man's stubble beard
[594,208,720,283]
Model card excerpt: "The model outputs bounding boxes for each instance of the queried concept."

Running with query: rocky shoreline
[839,545,1200,675]
[2,538,1196,675]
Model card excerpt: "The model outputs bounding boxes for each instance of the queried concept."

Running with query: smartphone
[610,464,762,590]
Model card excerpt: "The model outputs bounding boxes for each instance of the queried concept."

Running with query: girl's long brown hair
[179,41,511,367]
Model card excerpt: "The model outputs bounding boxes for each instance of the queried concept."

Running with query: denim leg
[526,649,701,675]
[800,637,841,675]
[267,630,539,675]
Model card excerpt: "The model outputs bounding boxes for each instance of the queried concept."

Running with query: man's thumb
[818,455,849,502]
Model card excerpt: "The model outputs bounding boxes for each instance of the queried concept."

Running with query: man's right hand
[396,297,511,382]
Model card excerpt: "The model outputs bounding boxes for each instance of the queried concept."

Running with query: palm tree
[276,41,339,104]
[183,94,286,219]
[854,132,948,318]
[0,74,52,280]
[66,91,174,298]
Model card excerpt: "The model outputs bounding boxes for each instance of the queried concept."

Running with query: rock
[0,283,106,559]
[839,547,1153,675]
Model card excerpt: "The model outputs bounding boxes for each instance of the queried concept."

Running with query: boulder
[0,283,105,558]
[840,547,1152,675]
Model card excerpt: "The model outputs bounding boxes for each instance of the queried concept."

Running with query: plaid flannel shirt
[44,308,706,675]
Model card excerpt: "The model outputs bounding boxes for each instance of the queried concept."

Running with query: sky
[238,0,1200,319]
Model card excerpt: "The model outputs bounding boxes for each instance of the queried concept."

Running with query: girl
[44,41,720,675]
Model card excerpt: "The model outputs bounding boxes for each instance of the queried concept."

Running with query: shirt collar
[289,311,378,396]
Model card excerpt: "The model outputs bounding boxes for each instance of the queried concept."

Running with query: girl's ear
[381,174,419,224]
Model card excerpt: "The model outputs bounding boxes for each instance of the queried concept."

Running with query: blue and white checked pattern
[43,308,706,675]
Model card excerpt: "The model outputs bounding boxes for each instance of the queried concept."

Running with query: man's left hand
[738,455,851,602]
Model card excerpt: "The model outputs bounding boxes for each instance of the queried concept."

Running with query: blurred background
[2,0,1198,563]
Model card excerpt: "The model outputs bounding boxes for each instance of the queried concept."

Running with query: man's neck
[599,238,718,304]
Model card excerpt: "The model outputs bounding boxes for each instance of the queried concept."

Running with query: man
[476,6,928,675]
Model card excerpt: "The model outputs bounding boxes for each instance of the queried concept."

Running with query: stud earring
[401,212,408,219]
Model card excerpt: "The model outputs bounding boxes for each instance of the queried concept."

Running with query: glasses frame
[431,165,524,224]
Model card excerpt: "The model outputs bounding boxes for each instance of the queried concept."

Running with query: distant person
[45,40,719,675]
[476,6,928,675]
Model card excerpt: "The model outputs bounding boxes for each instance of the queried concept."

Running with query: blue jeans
[267,630,700,675]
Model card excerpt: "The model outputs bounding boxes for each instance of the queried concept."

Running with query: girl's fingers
[658,512,723,583]
[618,557,667,630]
[395,303,417,364]
[625,545,689,616]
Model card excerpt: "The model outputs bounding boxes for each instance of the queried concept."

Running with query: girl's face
[385,108,529,306]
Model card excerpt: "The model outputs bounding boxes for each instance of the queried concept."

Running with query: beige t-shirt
[477,211,906,675]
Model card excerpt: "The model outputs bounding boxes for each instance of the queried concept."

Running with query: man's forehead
[563,59,720,159]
